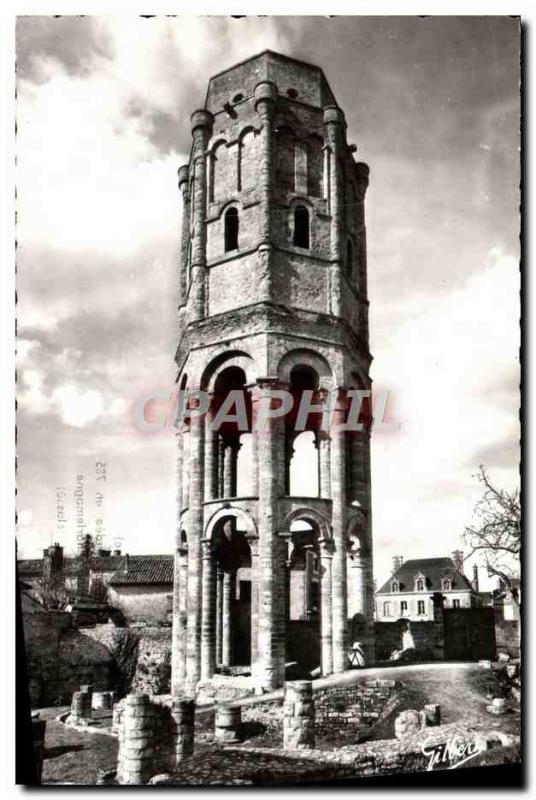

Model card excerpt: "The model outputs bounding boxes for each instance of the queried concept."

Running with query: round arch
[277,348,334,390]
[204,505,258,543]
[281,506,331,541]
[200,350,257,392]
[346,512,369,555]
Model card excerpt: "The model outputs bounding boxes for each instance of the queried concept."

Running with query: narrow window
[383,601,392,618]
[453,599,460,609]
[417,600,425,615]
[224,207,239,252]
[416,578,424,591]
[293,205,310,249]
[391,581,399,593]
[442,578,451,591]
[401,600,408,614]
[346,239,354,277]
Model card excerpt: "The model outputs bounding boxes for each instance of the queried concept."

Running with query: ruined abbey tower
[172,51,374,693]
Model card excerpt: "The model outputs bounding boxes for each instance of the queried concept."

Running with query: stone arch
[347,367,370,392]
[211,138,232,202]
[276,125,296,191]
[205,505,258,543]
[281,506,331,541]
[238,126,259,192]
[277,347,334,390]
[200,350,257,392]
[346,512,368,556]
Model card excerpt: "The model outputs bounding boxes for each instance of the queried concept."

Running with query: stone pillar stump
[283,680,315,750]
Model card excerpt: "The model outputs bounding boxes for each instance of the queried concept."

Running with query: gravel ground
[37,663,521,785]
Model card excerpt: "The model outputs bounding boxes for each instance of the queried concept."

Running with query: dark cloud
[466,435,520,472]
[16,16,112,81]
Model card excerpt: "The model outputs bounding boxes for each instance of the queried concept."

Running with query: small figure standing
[348,640,366,668]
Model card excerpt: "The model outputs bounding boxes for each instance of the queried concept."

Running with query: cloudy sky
[15,16,520,586]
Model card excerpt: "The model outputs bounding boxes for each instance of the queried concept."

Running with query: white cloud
[371,247,520,582]
[52,383,104,427]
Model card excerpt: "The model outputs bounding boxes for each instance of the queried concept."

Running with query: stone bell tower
[172,51,374,693]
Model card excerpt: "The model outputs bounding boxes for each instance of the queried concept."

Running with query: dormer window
[442,578,451,592]
[391,580,399,593]
[415,577,425,592]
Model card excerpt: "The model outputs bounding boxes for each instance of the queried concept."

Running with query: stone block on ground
[394,709,425,740]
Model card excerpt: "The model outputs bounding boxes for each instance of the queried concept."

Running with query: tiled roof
[377,557,474,595]
[109,556,174,586]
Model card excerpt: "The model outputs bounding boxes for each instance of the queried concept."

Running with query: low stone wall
[315,678,399,742]
[495,619,520,657]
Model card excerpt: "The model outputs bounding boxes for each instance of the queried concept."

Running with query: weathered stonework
[215,706,242,742]
[116,693,178,785]
[283,680,315,750]
[173,50,375,695]
[70,690,92,722]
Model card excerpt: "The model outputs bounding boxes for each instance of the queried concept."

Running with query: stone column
[330,391,348,673]
[223,442,235,498]
[182,426,190,510]
[248,536,259,668]
[189,109,214,320]
[177,164,190,306]
[204,404,216,501]
[215,706,242,743]
[283,681,315,750]
[254,81,277,303]
[171,699,195,763]
[253,380,286,689]
[319,538,333,676]
[71,690,91,722]
[117,694,156,785]
[323,106,346,318]
[172,422,185,694]
[318,431,331,499]
[222,570,234,667]
[200,538,216,680]
[176,546,189,685]
[185,404,205,686]
[215,566,223,665]
[217,436,225,497]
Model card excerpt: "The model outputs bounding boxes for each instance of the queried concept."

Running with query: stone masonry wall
[314,679,399,741]
[495,619,520,657]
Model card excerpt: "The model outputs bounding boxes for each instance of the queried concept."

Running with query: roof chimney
[392,555,404,573]
[452,550,464,572]
[472,564,480,592]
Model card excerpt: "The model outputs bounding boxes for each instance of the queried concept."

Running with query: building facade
[375,556,480,622]
[172,51,374,692]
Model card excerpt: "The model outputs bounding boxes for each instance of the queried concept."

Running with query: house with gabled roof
[375,554,480,622]
[107,555,174,625]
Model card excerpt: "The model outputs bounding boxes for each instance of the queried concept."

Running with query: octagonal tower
[172,50,374,693]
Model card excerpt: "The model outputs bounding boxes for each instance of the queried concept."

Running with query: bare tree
[36,570,67,610]
[464,465,521,607]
